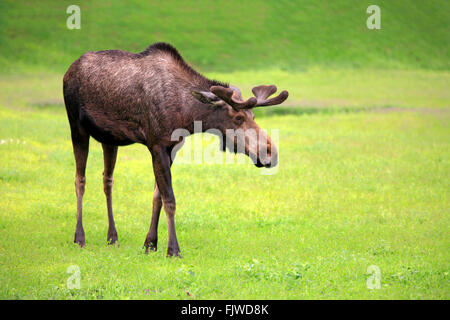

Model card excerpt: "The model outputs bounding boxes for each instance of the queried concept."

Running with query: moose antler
[210,85,288,110]
[252,85,289,107]
[210,86,257,109]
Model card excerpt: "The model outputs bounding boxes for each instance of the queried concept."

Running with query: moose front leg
[148,144,180,257]
[144,147,176,253]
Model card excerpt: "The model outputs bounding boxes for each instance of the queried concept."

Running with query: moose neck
[183,101,224,134]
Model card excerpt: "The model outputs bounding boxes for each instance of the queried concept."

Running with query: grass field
[0,73,448,299]
[0,0,448,300]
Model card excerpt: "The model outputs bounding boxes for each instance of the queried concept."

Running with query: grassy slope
[1,70,449,112]
[0,104,448,299]
[0,0,449,73]
[1,1,448,110]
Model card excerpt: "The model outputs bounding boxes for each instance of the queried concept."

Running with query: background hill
[0,0,449,73]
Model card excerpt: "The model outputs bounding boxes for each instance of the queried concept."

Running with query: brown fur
[63,42,283,257]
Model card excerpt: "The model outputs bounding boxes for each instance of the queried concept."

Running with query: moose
[63,42,289,257]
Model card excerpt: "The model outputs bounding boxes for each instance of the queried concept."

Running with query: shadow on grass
[254,105,447,117]
[30,102,66,113]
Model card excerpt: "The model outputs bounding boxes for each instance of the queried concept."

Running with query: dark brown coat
[63,42,288,257]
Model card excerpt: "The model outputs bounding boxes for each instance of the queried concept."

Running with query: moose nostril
[263,160,273,168]
[269,153,278,168]
[260,158,272,167]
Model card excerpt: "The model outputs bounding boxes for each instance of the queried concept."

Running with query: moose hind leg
[72,127,89,247]
[102,143,119,245]
[144,183,162,253]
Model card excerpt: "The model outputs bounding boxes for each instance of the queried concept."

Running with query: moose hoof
[107,229,118,246]
[74,232,85,248]
[166,248,181,258]
[144,240,157,254]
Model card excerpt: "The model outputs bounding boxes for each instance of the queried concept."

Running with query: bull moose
[63,42,289,257]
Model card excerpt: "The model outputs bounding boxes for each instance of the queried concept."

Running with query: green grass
[0,82,448,299]
[0,0,449,300]
[0,0,449,73]
[1,69,449,112]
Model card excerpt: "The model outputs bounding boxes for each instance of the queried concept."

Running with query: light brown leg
[144,183,162,253]
[102,143,119,245]
[72,127,89,247]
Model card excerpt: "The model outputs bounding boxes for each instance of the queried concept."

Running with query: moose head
[191,84,288,168]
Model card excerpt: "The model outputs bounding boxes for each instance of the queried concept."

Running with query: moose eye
[235,115,244,122]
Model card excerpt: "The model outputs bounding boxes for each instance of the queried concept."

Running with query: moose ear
[191,90,220,105]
